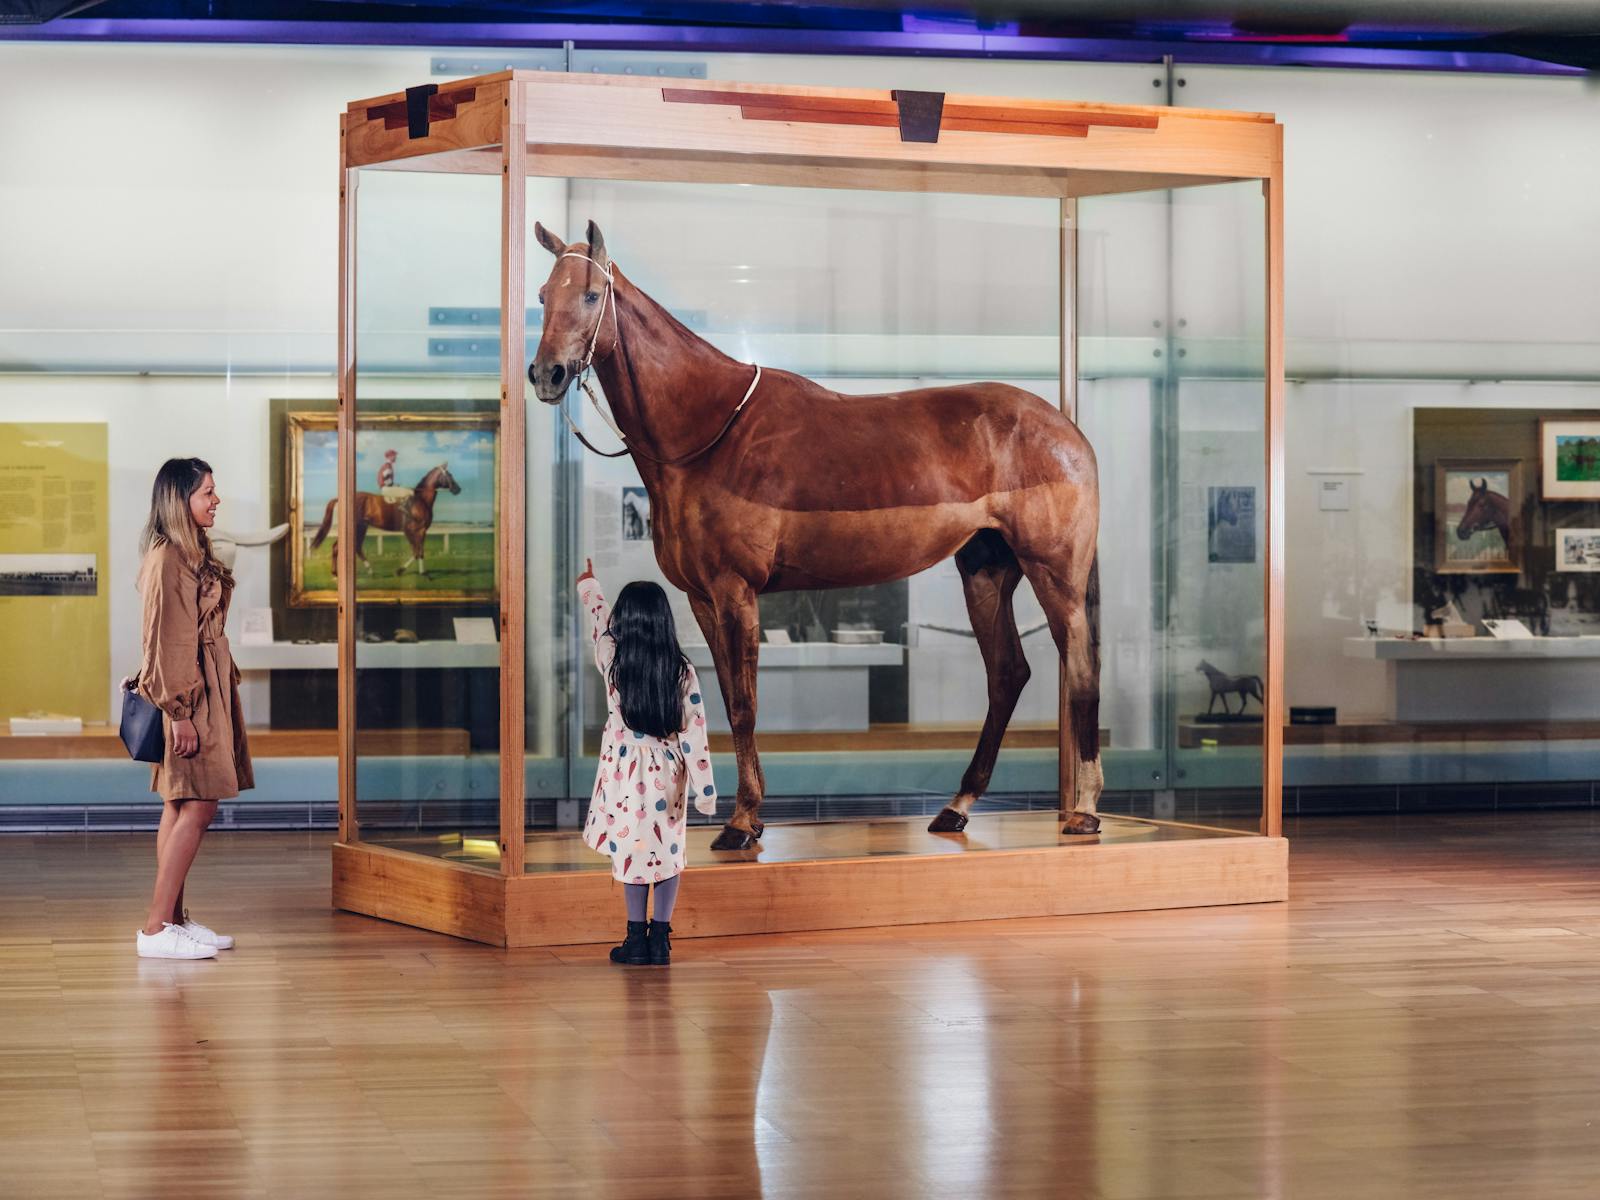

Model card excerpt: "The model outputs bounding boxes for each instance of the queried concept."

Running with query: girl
[133,458,254,959]
[578,558,717,965]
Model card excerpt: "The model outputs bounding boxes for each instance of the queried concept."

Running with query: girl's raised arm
[576,567,613,676]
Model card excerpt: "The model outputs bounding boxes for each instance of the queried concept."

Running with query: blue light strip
[0,17,1584,76]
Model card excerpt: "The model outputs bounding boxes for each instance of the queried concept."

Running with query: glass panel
[349,168,502,856]
[1170,180,1267,830]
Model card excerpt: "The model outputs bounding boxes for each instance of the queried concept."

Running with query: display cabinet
[330,71,1288,946]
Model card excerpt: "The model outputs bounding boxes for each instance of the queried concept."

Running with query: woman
[133,458,253,960]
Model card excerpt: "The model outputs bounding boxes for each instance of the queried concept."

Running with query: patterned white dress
[579,578,718,882]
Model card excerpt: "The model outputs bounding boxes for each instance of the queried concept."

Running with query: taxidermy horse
[1197,660,1263,716]
[528,221,1102,850]
[1457,478,1511,546]
[309,463,461,577]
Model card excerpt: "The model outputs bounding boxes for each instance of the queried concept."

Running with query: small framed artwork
[1207,486,1256,564]
[1555,528,1600,572]
[1433,458,1521,575]
[287,411,500,606]
[1540,419,1600,500]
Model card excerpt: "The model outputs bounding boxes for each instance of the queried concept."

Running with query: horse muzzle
[527,357,576,404]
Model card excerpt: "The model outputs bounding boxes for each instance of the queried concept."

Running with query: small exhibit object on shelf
[1483,618,1536,640]
[452,617,498,644]
[1554,528,1600,572]
[1540,419,1600,501]
[762,628,792,645]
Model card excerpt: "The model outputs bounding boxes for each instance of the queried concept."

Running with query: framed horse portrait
[1433,458,1521,575]
[1540,419,1600,501]
[287,411,501,606]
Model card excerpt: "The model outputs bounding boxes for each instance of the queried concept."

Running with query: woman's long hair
[138,457,226,584]
[606,581,690,739]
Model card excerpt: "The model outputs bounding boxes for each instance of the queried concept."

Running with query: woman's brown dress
[137,543,254,802]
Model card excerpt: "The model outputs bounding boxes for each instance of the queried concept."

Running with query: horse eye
[537,290,546,305]
[584,291,599,304]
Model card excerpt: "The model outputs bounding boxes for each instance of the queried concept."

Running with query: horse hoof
[927,807,969,833]
[1062,812,1101,836]
[710,825,757,851]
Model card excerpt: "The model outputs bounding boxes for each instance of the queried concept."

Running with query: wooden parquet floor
[4,813,1600,1199]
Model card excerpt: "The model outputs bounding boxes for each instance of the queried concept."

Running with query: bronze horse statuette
[529,222,1103,851]
[310,463,461,576]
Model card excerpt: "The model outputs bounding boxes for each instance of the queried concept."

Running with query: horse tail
[309,498,337,550]
[1249,674,1265,701]
[1085,552,1102,680]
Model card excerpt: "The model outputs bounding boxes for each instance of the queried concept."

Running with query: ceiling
[4,0,1599,71]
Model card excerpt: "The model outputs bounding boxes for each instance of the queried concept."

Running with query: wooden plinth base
[333,812,1286,948]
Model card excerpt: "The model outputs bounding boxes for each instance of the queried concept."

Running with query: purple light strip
[0,18,1584,76]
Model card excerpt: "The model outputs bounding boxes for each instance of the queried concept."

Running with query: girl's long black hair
[606,581,690,739]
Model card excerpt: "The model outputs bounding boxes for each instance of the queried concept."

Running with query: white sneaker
[180,914,233,951]
[136,923,218,960]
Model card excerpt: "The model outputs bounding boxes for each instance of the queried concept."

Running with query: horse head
[426,462,460,495]
[1196,660,1214,676]
[1457,477,1504,540]
[527,220,616,403]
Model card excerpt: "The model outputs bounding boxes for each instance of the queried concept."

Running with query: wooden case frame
[333,71,1288,945]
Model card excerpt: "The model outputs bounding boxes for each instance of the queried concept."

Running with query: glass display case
[331,70,1287,945]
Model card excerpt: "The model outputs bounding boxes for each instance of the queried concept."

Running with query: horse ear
[586,220,610,273]
[1471,478,1486,493]
[534,222,566,258]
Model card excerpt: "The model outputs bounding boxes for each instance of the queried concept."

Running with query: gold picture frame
[288,411,501,606]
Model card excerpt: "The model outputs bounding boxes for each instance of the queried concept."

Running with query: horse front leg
[690,586,766,852]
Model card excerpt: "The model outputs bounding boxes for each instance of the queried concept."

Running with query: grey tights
[623,874,681,922]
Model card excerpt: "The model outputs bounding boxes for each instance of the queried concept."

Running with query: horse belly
[766,502,988,591]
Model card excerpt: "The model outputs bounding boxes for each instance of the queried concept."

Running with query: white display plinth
[1343,636,1600,720]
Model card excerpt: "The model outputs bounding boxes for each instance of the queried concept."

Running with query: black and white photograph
[1556,528,1600,572]
[1206,486,1256,564]
[621,485,651,541]
[0,553,97,596]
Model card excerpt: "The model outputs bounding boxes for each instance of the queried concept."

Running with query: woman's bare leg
[143,800,217,935]
[155,800,185,924]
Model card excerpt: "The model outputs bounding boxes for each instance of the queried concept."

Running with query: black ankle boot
[610,920,650,965]
[647,920,672,966]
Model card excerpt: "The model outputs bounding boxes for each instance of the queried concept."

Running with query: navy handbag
[119,677,166,763]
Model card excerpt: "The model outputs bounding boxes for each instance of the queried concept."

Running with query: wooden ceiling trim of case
[662,86,1165,142]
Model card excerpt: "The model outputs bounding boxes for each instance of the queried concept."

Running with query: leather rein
[549,252,762,467]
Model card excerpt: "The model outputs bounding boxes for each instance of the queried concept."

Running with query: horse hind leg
[1016,553,1103,835]
[929,532,1028,834]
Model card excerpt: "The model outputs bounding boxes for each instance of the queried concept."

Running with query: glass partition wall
[336,75,1284,875]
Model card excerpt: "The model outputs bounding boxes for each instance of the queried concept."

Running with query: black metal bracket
[405,84,439,140]
[890,90,945,143]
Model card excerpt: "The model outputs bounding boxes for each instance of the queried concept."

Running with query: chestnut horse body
[531,223,1103,850]
[309,464,461,576]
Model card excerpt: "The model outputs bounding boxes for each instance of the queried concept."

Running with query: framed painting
[1540,419,1600,500]
[1433,458,1521,575]
[287,412,500,606]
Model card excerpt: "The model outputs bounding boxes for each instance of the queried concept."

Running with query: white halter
[550,251,762,463]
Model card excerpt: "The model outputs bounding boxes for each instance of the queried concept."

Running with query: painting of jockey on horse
[287,412,501,605]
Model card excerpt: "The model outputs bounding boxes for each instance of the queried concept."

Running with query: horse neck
[592,272,751,470]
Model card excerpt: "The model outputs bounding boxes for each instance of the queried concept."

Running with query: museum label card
[453,617,498,644]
